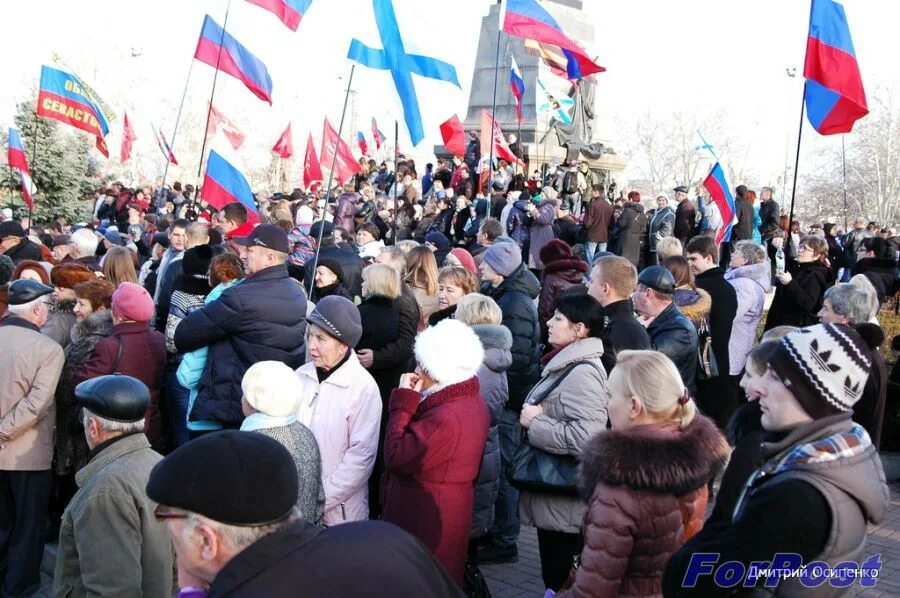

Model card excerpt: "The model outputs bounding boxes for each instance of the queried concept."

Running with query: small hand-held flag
[510,56,525,123]
[356,131,368,156]
[803,0,867,135]
[244,0,312,31]
[7,128,35,211]
[371,117,385,150]
[272,123,294,159]
[207,104,246,150]
[36,65,111,157]
[303,133,323,190]
[120,112,136,163]
[201,150,259,222]
[702,162,737,244]
[194,15,274,104]
[152,124,178,165]
[502,0,604,79]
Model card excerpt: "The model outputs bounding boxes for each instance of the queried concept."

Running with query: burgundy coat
[381,377,489,586]
[538,257,588,344]
[72,321,167,449]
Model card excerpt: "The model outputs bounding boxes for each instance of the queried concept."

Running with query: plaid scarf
[771,423,871,475]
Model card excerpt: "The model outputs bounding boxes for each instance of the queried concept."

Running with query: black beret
[308,219,334,239]
[146,431,298,526]
[0,221,25,238]
[637,265,676,294]
[75,374,150,422]
[673,186,689,194]
[8,279,54,305]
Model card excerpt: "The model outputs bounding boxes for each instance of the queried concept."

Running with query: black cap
[146,431,298,526]
[637,265,676,294]
[8,279,54,305]
[316,258,344,282]
[0,221,25,239]
[673,185,689,194]
[75,374,150,422]
[308,220,334,240]
[233,223,290,254]
[52,234,71,247]
[152,232,170,249]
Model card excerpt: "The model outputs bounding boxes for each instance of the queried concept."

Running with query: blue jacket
[646,302,699,395]
[174,265,307,425]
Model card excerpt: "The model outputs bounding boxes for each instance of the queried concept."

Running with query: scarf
[771,423,871,475]
[240,412,297,432]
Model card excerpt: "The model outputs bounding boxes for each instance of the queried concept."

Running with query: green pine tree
[2,97,99,223]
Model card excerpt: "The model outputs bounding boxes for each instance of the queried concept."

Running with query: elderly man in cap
[175,224,307,431]
[148,431,462,596]
[0,220,43,263]
[648,194,675,265]
[672,186,697,247]
[0,280,64,597]
[631,265,699,394]
[664,324,889,595]
[53,375,172,597]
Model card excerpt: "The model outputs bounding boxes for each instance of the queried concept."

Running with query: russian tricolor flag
[195,15,274,104]
[510,56,525,123]
[356,131,368,156]
[803,0,867,135]
[7,128,34,210]
[244,0,312,31]
[702,162,736,244]
[201,150,260,222]
[371,117,385,150]
[502,0,604,79]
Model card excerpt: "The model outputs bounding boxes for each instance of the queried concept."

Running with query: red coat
[381,377,489,586]
[72,321,167,449]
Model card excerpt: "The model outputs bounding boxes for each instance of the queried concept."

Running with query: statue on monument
[553,76,614,162]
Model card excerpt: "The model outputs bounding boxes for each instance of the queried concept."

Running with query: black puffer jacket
[482,264,541,412]
[851,257,898,306]
[174,265,307,425]
[646,303,698,394]
[304,241,364,299]
[470,324,512,539]
[764,259,832,330]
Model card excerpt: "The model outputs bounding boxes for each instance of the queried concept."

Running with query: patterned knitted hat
[769,323,871,419]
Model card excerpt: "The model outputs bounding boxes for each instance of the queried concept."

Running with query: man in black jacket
[731,185,755,243]
[0,221,43,263]
[673,186,696,246]
[758,187,780,242]
[147,431,462,597]
[588,256,651,353]
[477,241,541,564]
[305,220,364,299]
[687,235,738,429]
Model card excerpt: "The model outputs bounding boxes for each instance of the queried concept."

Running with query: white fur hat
[414,319,484,386]
[241,361,303,417]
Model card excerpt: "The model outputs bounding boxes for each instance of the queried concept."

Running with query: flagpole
[27,113,40,225]
[487,8,503,193]
[841,134,848,231]
[195,0,232,188]
[786,82,806,234]
[308,63,356,302]
[159,58,196,207]
[392,120,399,247]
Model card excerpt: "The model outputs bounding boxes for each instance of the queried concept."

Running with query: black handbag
[506,360,606,496]
[696,317,719,380]
[463,558,492,598]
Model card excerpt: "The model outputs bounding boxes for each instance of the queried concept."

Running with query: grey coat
[528,199,558,269]
[470,324,512,539]
[42,299,77,348]
[648,206,675,251]
[253,422,326,524]
[53,433,173,598]
[519,338,609,533]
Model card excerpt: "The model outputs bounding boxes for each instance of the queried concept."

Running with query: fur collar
[472,324,512,350]
[49,298,76,315]
[542,257,588,279]
[578,415,728,497]
[674,287,711,322]
[70,310,114,344]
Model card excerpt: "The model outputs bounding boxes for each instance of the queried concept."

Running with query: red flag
[303,133,323,190]
[479,110,524,168]
[207,103,246,150]
[272,122,293,158]
[120,112,136,163]
[320,118,361,184]
[440,115,466,158]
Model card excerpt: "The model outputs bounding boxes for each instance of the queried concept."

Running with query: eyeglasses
[154,504,188,522]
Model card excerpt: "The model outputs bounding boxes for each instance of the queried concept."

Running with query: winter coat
[357,295,406,401]
[165,290,205,355]
[481,264,542,412]
[724,262,771,375]
[519,338,609,534]
[382,378,490,585]
[851,257,898,305]
[53,434,172,598]
[751,206,762,244]
[556,416,728,598]
[41,299,77,349]
[452,208,471,245]
[304,242,364,298]
[673,200,697,244]
[2,238,43,263]
[335,192,359,233]
[0,317,65,470]
[529,199,558,269]
[764,259,831,331]
[434,207,455,239]
[538,257,589,344]
[673,287,711,330]
[372,285,419,375]
[174,264,307,426]
[694,267,737,378]
[463,199,489,243]
[647,303,698,394]
[584,198,614,243]
[852,323,888,449]
[759,199,780,240]
[470,324,512,539]
[603,299,651,353]
[72,321,166,448]
[615,202,647,267]
[296,351,382,526]
[204,520,463,597]
[315,280,354,301]
[506,200,532,249]
[54,310,114,476]
[648,206,675,251]
[410,284,440,331]
[732,198,755,242]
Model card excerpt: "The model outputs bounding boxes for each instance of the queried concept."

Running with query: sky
[1,0,897,190]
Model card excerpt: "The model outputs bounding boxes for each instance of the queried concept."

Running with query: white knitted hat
[415,319,484,386]
[241,361,303,417]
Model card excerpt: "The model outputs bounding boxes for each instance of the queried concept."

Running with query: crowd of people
[0,152,898,597]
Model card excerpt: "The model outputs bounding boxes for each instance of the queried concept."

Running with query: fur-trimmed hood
[542,257,588,281]
[578,415,728,497]
[725,260,772,293]
[70,309,114,345]
[472,324,513,374]
[674,287,711,323]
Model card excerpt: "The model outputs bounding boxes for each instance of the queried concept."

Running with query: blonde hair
[362,263,401,300]
[455,293,502,326]
[405,246,439,295]
[656,236,683,260]
[760,325,797,343]
[610,350,696,428]
[186,222,210,247]
[102,246,138,287]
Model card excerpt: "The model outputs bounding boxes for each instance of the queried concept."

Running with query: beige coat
[0,318,65,471]
[519,337,609,533]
